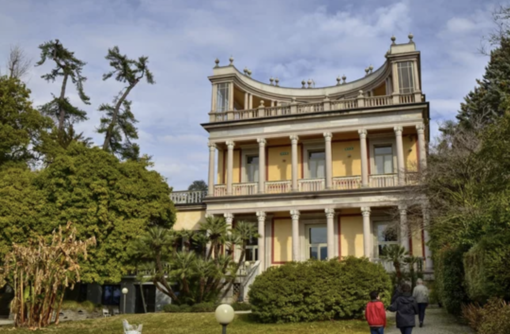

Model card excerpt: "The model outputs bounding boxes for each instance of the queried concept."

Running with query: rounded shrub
[189,302,216,313]
[248,257,392,323]
[231,302,252,311]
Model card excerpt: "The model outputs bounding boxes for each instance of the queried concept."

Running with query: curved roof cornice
[209,61,390,100]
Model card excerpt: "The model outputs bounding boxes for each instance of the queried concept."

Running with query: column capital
[224,212,234,220]
[398,205,407,215]
[416,124,425,133]
[358,129,367,138]
[290,210,300,219]
[257,138,267,146]
[256,211,266,220]
[325,208,335,218]
[226,140,235,149]
[290,135,299,143]
[361,207,371,216]
[323,132,333,140]
[394,126,403,134]
[208,142,217,149]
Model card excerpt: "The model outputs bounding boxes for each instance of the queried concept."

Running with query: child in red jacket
[366,291,387,334]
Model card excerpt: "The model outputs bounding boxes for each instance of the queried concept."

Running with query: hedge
[248,257,392,323]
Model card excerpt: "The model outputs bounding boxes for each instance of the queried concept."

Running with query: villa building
[171,34,432,297]
[62,35,433,314]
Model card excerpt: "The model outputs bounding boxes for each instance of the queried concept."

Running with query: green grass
[4,313,370,334]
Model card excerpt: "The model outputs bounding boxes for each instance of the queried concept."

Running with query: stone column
[361,207,372,258]
[416,124,427,171]
[207,143,216,196]
[228,82,234,111]
[394,126,405,185]
[290,210,300,261]
[290,135,299,191]
[211,84,218,112]
[399,205,409,252]
[257,138,266,194]
[256,211,266,271]
[325,208,336,259]
[224,213,234,231]
[226,140,235,195]
[422,204,433,270]
[324,132,333,189]
[249,94,253,109]
[358,130,369,187]
[244,92,248,110]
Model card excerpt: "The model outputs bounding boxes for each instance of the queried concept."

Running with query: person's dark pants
[370,327,384,334]
[418,303,428,323]
[399,327,413,334]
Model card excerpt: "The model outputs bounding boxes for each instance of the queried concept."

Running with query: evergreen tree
[0,76,52,168]
[36,39,90,143]
[188,180,208,191]
[457,37,510,128]
[98,46,154,160]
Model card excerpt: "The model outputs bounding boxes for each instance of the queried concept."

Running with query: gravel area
[386,307,474,334]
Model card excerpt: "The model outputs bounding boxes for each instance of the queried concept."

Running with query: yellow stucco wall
[404,135,419,171]
[217,149,224,184]
[233,150,240,183]
[411,227,423,258]
[332,141,361,177]
[373,82,387,96]
[174,210,206,231]
[273,218,292,262]
[267,146,302,181]
[340,215,364,257]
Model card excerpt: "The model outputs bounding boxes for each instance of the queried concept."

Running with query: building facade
[172,35,432,286]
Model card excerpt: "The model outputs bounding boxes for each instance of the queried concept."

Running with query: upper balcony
[206,35,423,124]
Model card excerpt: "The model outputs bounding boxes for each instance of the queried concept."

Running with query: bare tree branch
[6,45,32,79]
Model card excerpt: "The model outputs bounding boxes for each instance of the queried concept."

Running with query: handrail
[208,93,422,122]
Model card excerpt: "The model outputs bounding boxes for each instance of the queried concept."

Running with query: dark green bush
[231,302,251,311]
[162,304,181,313]
[189,302,216,313]
[435,246,470,315]
[248,257,392,323]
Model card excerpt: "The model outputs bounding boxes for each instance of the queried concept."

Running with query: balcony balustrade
[208,93,419,122]
[179,173,416,203]
[369,174,399,188]
[332,176,362,190]
[170,190,207,204]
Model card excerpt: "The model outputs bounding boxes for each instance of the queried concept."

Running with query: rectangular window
[308,226,328,260]
[397,61,415,94]
[245,227,259,261]
[308,151,325,179]
[374,222,398,257]
[216,83,230,112]
[374,146,393,174]
[246,156,259,183]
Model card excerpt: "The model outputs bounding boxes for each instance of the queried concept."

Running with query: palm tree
[220,221,259,300]
[171,252,196,299]
[380,244,409,282]
[199,216,227,260]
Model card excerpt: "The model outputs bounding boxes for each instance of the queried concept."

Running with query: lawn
[3,313,370,334]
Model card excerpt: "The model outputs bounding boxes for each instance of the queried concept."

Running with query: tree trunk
[102,84,136,151]
[138,283,147,314]
[58,73,69,132]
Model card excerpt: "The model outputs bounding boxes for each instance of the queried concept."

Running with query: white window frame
[303,142,326,179]
[397,61,415,94]
[372,221,399,258]
[240,147,258,183]
[369,137,397,175]
[305,223,328,261]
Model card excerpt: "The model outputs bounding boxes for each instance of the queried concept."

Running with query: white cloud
[0,0,502,189]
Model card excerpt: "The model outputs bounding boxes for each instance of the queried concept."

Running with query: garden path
[386,307,473,334]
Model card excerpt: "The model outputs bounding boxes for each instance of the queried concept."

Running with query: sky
[0,0,501,190]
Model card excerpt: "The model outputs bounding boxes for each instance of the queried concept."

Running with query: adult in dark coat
[388,283,419,334]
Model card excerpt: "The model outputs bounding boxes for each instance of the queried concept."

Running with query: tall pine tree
[457,37,510,128]
[98,46,154,160]
[36,40,90,144]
